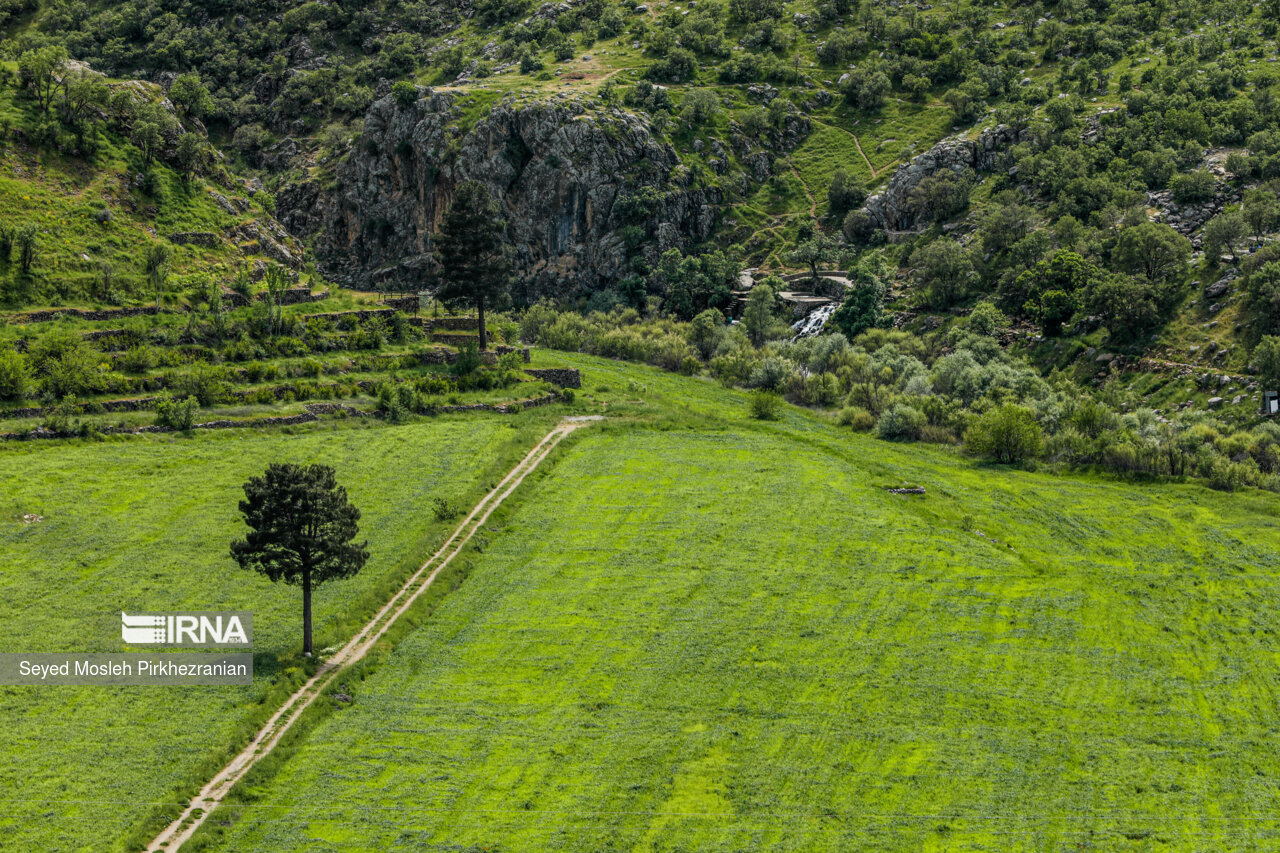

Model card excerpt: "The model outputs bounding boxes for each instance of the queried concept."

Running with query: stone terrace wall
[17,305,167,324]
[524,368,581,388]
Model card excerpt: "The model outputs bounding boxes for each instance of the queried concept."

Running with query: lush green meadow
[195,357,1280,852]
[0,415,552,852]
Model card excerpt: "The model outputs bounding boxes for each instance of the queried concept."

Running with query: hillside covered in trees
[3,0,1280,485]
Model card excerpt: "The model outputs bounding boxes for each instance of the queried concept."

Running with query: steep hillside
[0,59,303,309]
[4,0,1280,448]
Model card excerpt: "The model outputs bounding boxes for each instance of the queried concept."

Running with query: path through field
[144,416,600,852]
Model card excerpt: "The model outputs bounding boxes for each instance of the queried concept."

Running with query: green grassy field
[189,356,1280,852]
[0,415,554,852]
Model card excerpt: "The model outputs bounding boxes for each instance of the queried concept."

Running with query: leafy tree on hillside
[826,168,865,220]
[1113,223,1191,283]
[829,278,884,340]
[844,69,890,110]
[1087,275,1162,342]
[1243,261,1280,334]
[231,463,369,657]
[131,111,167,166]
[967,301,1008,337]
[26,328,105,397]
[680,89,719,126]
[18,45,67,114]
[655,248,737,320]
[1204,210,1246,262]
[176,132,206,181]
[168,72,213,118]
[729,0,782,24]
[1254,335,1280,393]
[1026,288,1077,336]
[912,238,972,308]
[788,225,838,285]
[742,283,776,347]
[907,169,972,225]
[435,181,513,350]
[57,67,108,126]
[144,243,173,301]
[1244,188,1280,242]
[1006,250,1096,317]
[15,225,37,273]
[688,308,725,359]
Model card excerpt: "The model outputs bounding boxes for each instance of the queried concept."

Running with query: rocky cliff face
[281,91,719,298]
[863,124,1017,231]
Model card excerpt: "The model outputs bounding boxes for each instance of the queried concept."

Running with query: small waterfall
[791,302,837,339]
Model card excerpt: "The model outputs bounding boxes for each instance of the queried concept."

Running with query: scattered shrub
[749,389,783,420]
[838,405,875,431]
[154,392,199,431]
[876,403,926,441]
[965,404,1044,464]
[431,496,461,521]
[0,349,30,400]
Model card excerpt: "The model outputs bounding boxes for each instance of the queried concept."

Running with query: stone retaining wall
[431,332,479,346]
[302,402,369,417]
[0,388,560,440]
[17,305,167,324]
[275,287,329,305]
[439,392,561,414]
[431,316,480,331]
[381,296,419,312]
[523,368,581,388]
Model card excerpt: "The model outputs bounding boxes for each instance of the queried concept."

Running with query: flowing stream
[791,302,837,339]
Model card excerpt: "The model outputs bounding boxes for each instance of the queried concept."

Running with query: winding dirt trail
[789,162,818,219]
[850,132,877,178]
[145,416,601,852]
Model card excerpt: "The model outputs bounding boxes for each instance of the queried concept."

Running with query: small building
[1262,391,1279,416]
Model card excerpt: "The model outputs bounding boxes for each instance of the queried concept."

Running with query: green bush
[838,405,875,431]
[431,496,461,521]
[169,363,232,406]
[964,404,1043,464]
[967,301,1008,337]
[119,346,157,374]
[876,403,926,441]
[154,392,199,431]
[391,80,418,105]
[749,390,783,420]
[0,349,30,400]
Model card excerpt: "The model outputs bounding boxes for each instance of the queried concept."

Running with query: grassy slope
[199,354,1280,852]
[0,63,293,308]
[0,414,557,852]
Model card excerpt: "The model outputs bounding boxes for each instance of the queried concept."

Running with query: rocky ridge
[862,124,1019,232]
[281,90,722,297]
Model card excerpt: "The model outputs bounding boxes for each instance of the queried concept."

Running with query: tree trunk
[478,294,487,351]
[302,566,313,657]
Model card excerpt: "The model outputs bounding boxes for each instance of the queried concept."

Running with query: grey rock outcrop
[863,124,1018,231]
[280,91,719,297]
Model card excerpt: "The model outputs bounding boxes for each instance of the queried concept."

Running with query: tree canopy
[230,463,369,656]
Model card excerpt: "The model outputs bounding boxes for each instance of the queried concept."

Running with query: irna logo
[121,612,253,648]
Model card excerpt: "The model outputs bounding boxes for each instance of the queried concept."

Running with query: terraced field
[187,358,1280,853]
[0,416,553,852]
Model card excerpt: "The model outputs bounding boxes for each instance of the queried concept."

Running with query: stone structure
[17,305,167,324]
[524,367,581,388]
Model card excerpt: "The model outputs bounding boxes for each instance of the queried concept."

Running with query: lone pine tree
[435,180,513,350]
[230,463,369,656]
